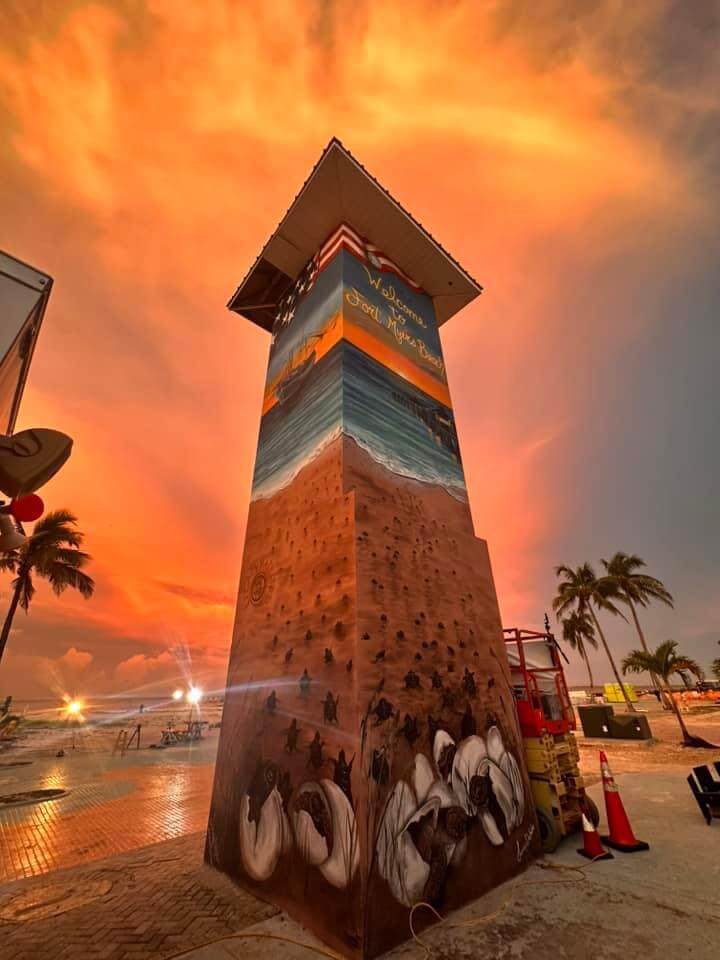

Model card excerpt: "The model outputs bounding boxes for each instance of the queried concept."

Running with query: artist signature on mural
[516,824,535,862]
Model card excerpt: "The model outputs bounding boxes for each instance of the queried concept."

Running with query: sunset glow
[0,1,717,696]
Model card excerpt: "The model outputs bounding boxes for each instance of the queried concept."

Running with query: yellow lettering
[362,265,382,290]
[347,280,444,376]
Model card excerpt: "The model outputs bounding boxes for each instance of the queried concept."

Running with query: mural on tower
[206,223,538,960]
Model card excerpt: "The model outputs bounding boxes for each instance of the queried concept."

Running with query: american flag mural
[276,223,422,329]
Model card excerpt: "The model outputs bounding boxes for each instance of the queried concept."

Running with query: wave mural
[252,243,467,501]
[253,341,465,501]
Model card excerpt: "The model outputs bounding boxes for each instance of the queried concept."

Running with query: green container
[578,704,614,738]
[610,713,652,740]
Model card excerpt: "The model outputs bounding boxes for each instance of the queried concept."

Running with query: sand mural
[206,225,539,959]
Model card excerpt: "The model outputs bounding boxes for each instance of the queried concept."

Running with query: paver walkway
[2,773,719,960]
[0,832,277,960]
[0,742,217,884]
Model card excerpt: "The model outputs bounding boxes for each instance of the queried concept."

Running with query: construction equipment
[504,626,599,853]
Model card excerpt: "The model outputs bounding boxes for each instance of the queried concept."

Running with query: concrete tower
[206,140,538,959]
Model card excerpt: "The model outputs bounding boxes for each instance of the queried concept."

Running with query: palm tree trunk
[0,581,22,666]
[587,604,637,712]
[661,677,693,744]
[582,648,595,699]
[627,598,666,703]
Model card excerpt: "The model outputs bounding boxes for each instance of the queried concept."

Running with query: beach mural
[207,224,537,959]
[252,224,466,504]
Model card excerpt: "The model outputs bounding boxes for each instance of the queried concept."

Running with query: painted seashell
[487,726,525,829]
[451,736,488,815]
[291,780,359,889]
[412,752,435,805]
[424,778,468,866]
[432,729,456,780]
[238,787,290,881]
[293,784,330,866]
[451,734,520,846]
[377,779,441,907]
[377,753,469,907]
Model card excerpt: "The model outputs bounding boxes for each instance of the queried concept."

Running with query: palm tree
[561,611,598,697]
[622,641,715,748]
[0,510,94,666]
[602,552,673,698]
[711,659,720,682]
[553,563,636,711]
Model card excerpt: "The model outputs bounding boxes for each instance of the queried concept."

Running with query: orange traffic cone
[599,750,649,852]
[577,806,614,861]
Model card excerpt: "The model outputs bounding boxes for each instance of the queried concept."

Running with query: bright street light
[172,689,184,701]
[186,686,202,705]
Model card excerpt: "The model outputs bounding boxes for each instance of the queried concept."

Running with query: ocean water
[6,696,224,723]
[252,344,344,499]
[344,343,466,497]
[252,341,467,501]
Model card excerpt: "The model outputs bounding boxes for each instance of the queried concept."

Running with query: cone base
[601,836,649,852]
[577,847,614,861]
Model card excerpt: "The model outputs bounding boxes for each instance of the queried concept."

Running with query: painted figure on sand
[206,223,539,959]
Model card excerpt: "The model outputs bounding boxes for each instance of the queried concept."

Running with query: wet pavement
[0,734,218,884]
[0,771,717,960]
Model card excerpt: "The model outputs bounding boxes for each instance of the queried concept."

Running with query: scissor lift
[504,627,599,852]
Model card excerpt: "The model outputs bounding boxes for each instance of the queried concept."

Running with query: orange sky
[1,0,718,699]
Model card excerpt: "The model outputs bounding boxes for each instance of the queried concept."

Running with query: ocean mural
[207,224,537,960]
[253,341,465,502]
[252,232,466,502]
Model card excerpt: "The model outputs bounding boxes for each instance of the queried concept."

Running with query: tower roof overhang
[228,139,482,332]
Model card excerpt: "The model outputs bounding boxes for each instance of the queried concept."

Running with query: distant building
[0,251,52,435]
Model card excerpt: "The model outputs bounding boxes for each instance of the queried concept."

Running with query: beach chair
[687,772,720,825]
[693,765,720,793]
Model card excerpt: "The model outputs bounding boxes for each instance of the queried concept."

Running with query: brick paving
[0,748,217,884]
[0,831,277,960]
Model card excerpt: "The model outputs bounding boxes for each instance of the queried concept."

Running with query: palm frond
[553,563,595,617]
[0,553,18,573]
[36,548,92,575]
[602,551,673,609]
[43,561,95,599]
[1,509,95,615]
[631,576,674,607]
[24,511,84,556]
[561,611,598,663]
[624,639,702,684]
[603,552,646,576]
[622,650,658,675]
[18,573,35,611]
[666,656,703,681]
[31,509,79,532]
[653,639,678,674]
[592,577,627,619]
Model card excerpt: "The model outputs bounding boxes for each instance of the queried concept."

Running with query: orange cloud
[0,1,715,690]
[59,646,94,671]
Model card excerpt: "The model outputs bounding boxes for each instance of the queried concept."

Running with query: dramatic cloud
[59,646,94,671]
[154,582,235,608]
[115,650,176,687]
[0,1,717,692]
